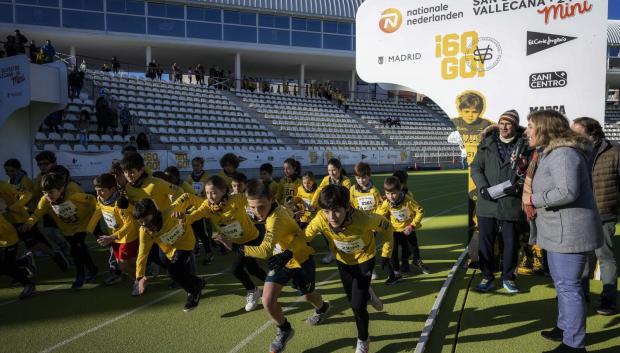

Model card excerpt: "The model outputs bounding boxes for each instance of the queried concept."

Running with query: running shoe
[475,278,495,292]
[368,287,383,311]
[72,276,84,289]
[104,271,122,286]
[502,280,519,294]
[321,252,335,265]
[19,283,36,300]
[245,287,262,311]
[413,260,431,274]
[371,270,379,280]
[385,272,402,286]
[85,267,99,283]
[306,301,330,326]
[183,291,201,312]
[269,326,295,353]
[355,338,370,353]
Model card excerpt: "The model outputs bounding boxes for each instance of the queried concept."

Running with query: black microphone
[511,137,527,171]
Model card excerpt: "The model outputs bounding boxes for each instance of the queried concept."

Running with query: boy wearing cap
[470,109,528,293]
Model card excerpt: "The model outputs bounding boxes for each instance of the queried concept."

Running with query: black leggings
[391,232,410,271]
[66,232,97,277]
[158,249,202,294]
[232,232,267,291]
[407,231,421,261]
[337,258,375,341]
[0,244,31,285]
[16,223,52,249]
[191,219,212,254]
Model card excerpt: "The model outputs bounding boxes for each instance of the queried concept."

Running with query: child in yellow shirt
[376,176,428,281]
[275,158,302,212]
[293,172,318,228]
[0,214,36,299]
[186,157,209,196]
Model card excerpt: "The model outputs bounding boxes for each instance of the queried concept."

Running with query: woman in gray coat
[521,110,603,353]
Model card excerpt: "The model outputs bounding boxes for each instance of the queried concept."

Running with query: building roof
[609,20,620,45]
[194,0,364,19]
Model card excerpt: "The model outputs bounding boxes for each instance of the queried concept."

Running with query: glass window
[224,10,255,26]
[107,0,143,15]
[107,13,145,33]
[259,14,288,29]
[292,17,320,32]
[63,0,103,11]
[187,7,220,22]
[323,20,337,34]
[338,22,352,35]
[16,0,58,6]
[63,9,104,30]
[258,28,289,46]
[148,2,182,19]
[0,4,12,23]
[323,34,351,51]
[148,17,184,37]
[291,17,305,30]
[274,15,289,29]
[306,19,321,32]
[187,21,221,40]
[16,5,60,26]
[0,0,12,2]
[292,31,320,48]
[223,24,256,43]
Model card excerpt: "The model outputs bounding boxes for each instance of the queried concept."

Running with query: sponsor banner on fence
[357,0,607,123]
[56,151,122,177]
[0,55,30,126]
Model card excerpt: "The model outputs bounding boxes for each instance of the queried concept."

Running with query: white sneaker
[245,287,262,311]
[371,270,379,280]
[355,338,370,353]
[368,287,383,311]
[321,252,335,264]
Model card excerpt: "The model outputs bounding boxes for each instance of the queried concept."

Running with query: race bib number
[357,196,376,211]
[51,201,79,224]
[102,211,118,229]
[159,224,184,245]
[220,220,243,239]
[333,238,366,254]
[192,182,204,194]
[391,208,411,222]
[0,198,7,214]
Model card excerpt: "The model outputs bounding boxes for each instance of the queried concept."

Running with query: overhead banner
[356,0,607,124]
[0,55,31,126]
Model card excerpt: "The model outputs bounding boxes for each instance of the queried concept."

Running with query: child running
[311,158,352,264]
[172,176,267,311]
[293,172,317,229]
[305,185,393,353]
[133,198,204,311]
[4,159,34,193]
[275,158,302,212]
[186,157,209,196]
[0,214,36,299]
[259,163,280,197]
[376,176,428,283]
[218,153,241,188]
[87,173,139,293]
[217,180,330,353]
[20,173,98,289]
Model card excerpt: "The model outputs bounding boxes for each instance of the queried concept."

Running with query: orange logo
[379,8,402,33]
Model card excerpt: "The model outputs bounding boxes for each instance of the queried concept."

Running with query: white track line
[227,201,468,353]
[38,270,227,353]
[226,271,341,353]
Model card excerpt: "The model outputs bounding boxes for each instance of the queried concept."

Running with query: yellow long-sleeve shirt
[376,194,424,232]
[293,185,317,223]
[244,205,315,269]
[186,171,209,196]
[275,177,301,210]
[125,174,182,209]
[305,209,393,265]
[179,181,195,195]
[0,214,18,248]
[26,190,96,236]
[172,193,259,245]
[218,170,233,188]
[87,199,139,244]
[10,174,34,193]
[349,185,382,214]
[136,209,196,278]
[0,181,32,224]
[311,176,352,208]
[29,176,83,211]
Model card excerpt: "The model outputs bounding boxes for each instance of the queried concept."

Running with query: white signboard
[0,55,30,126]
[356,0,607,123]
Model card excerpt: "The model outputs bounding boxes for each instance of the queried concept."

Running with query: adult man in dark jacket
[572,117,619,315]
[471,110,527,293]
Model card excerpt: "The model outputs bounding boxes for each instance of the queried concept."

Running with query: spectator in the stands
[111,56,120,74]
[68,66,84,99]
[109,99,119,136]
[79,59,87,72]
[101,63,112,72]
[393,117,402,127]
[14,30,27,55]
[35,48,46,64]
[95,90,110,136]
[136,133,150,150]
[146,60,156,79]
[77,110,90,147]
[119,103,133,137]
[156,63,163,80]
[126,136,137,150]
[44,110,63,134]
[4,35,17,57]
[42,39,55,63]
[172,63,181,83]
[28,40,37,62]
[0,49,5,58]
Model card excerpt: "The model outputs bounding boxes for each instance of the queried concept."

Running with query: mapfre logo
[379,8,402,33]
